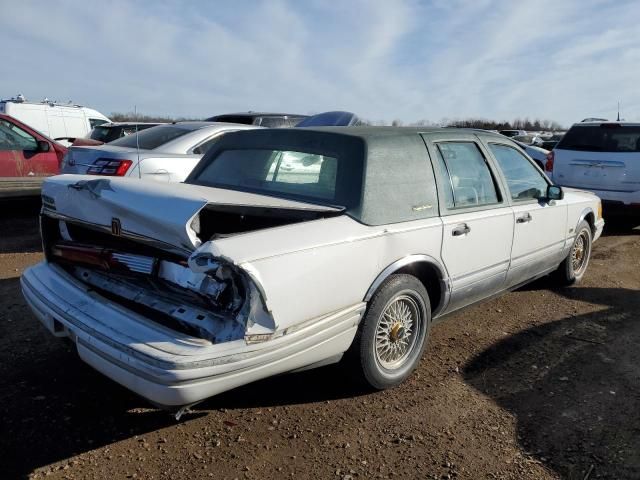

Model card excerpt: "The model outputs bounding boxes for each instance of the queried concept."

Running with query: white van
[0,96,110,145]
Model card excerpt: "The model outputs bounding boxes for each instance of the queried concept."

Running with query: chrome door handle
[516,213,532,223]
[452,223,470,236]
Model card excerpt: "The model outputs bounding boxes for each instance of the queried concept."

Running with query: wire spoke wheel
[571,230,590,274]
[374,293,423,370]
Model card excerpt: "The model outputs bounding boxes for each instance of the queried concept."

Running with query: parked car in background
[547,121,640,223]
[61,122,258,182]
[499,129,527,138]
[296,111,363,127]
[540,133,565,151]
[72,122,162,147]
[23,127,603,407]
[0,96,110,145]
[0,114,66,198]
[514,140,549,170]
[513,134,543,146]
[206,112,307,127]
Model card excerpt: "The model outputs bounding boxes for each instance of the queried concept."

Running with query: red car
[0,114,67,198]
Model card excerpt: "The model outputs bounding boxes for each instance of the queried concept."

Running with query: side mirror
[547,185,563,201]
[36,140,50,152]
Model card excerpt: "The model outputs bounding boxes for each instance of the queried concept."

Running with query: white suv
[547,122,640,221]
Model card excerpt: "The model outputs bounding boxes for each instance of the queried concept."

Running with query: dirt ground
[1,201,638,480]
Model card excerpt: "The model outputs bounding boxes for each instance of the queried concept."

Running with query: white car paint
[0,98,110,145]
[22,129,605,407]
[551,122,640,206]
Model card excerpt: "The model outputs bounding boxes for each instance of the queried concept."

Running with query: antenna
[135,105,141,179]
[617,101,620,122]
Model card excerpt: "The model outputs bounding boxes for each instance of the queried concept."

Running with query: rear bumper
[21,262,364,406]
[601,200,640,218]
[582,188,640,208]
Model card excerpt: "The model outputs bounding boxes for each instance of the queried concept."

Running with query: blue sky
[1,0,638,126]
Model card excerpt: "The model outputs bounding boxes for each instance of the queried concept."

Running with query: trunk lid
[42,175,342,252]
[62,145,147,174]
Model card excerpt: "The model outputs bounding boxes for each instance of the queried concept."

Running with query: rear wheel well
[395,262,444,315]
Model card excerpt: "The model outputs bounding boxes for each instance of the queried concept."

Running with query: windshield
[108,125,192,150]
[558,125,640,152]
[190,148,362,207]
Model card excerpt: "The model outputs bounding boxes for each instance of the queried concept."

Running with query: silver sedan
[61,122,259,182]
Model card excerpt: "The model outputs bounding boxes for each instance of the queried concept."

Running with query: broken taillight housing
[51,244,156,274]
[87,158,133,176]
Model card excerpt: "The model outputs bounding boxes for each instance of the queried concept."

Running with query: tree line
[111,112,565,131]
[391,117,564,131]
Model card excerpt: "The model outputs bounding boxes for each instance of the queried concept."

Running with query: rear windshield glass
[258,117,301,128]
[558,125,640,152]
[89,126,115,142]
[108,125,191,150]
[190,148,362,207]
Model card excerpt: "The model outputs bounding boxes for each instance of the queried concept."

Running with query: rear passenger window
[193,135,221,155]
[435,142,500,208]
[489,144,548,201]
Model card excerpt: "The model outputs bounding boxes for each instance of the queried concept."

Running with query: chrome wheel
[572,230,590,274]
[374,293,423,370]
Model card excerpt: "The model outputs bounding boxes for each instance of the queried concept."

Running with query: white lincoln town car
[22,127,604,408]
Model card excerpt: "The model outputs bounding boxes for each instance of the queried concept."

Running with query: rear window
[258,117,300,128]
[558,125,640,152]
[108,125,192,150]
[88,126,113,142]
[190,148,361,207]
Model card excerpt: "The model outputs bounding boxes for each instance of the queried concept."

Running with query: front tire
[351,274,431,390]
[556,220,592,285]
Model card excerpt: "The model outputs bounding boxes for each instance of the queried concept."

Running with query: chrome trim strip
[577,207,596,234]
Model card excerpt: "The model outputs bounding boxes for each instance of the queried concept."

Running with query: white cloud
[0,0,638,125]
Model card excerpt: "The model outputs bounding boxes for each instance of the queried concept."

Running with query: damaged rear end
[21,176,352,405]
[23,128,366,405]
[37,177,342,347]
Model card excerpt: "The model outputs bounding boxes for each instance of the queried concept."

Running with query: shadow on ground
[464,286,640,480]
[601,217,640,237]
[0,198,41,253]
[0,274,368,478]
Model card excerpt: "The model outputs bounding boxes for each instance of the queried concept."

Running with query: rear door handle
[516,213,532,223]
[452,223,471,236]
